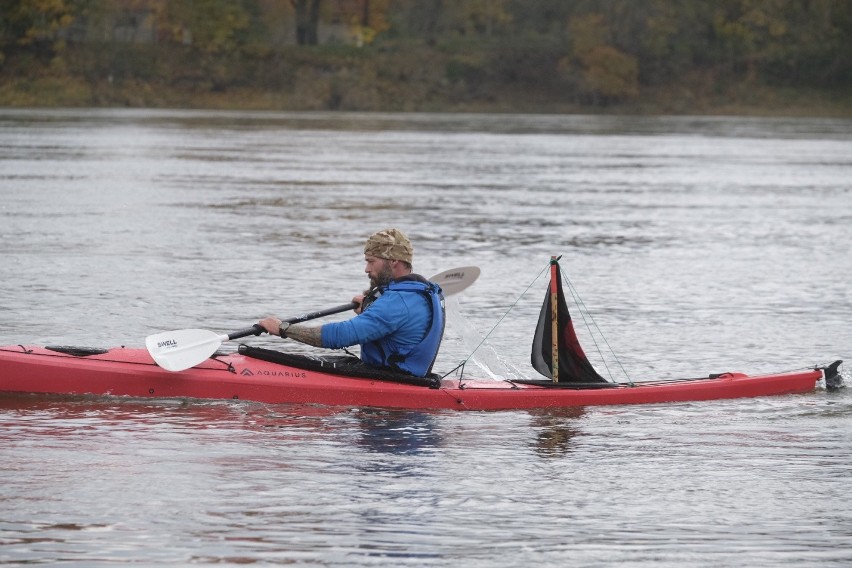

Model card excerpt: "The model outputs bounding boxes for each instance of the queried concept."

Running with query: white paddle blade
[145,328,228,372]
[430,266,480,296]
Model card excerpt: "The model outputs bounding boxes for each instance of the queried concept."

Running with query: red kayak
[0,259,843,410]
[0,344,837,411]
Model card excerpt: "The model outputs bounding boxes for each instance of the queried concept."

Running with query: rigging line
[440,360,466,380]
[559,270,615,382]
[459,261,551,367]
[561,267,634,386]
[565,273,633,386]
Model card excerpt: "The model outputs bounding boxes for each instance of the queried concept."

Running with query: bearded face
[365,256,394,289]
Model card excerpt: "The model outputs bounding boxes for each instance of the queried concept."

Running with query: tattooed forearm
[285,323,324,347]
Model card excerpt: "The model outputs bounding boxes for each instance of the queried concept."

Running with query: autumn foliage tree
[1,0,850,108]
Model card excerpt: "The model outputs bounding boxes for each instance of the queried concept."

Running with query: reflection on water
[2,109,852,566]
[354,409,443,456]
[527,408,586,457]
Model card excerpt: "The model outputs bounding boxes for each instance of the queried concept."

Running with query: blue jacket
[320,277,445,377]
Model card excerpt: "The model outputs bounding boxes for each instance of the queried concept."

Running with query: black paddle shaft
[226,302,358,340]
[283,302,357,325]
[228,325,266,340]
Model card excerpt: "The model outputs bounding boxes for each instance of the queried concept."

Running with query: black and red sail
[531,260,608,383]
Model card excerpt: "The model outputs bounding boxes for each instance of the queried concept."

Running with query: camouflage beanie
[364,228,413,264]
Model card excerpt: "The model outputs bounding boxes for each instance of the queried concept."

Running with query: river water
[1,108,851,566]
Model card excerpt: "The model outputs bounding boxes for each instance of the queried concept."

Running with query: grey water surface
[1,108,851,566]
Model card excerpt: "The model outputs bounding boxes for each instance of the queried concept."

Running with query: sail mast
[550,256,559,383]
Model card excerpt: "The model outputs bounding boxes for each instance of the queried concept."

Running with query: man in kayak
[258,228,445,377]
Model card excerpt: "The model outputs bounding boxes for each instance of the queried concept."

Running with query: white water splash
[442,296,532,381]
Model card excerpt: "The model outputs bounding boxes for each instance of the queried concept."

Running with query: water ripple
[2,110,852,566]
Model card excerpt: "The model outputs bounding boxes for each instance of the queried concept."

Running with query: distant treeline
[1,0,851,112]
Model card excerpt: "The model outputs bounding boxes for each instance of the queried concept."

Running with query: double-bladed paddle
[145,266,480,372]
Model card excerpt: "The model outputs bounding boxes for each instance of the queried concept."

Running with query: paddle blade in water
[430,266,480,296]
[145,328,227,372]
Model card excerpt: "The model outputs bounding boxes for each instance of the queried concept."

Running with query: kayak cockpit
[237,345,443,388]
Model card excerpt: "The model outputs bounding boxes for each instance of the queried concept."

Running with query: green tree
[564,12,638,102]
[156,0,252,54]
[385,0,445,44]
[1,0,72,45]
[706,0,852,86]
